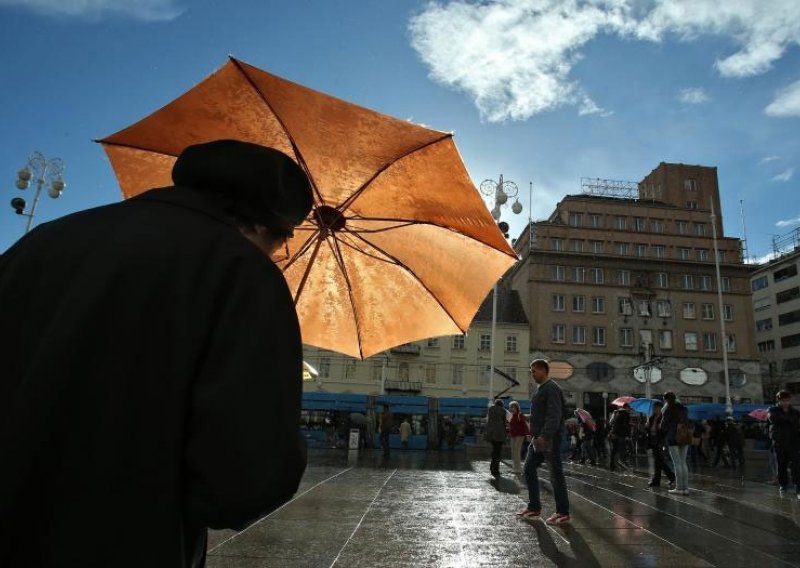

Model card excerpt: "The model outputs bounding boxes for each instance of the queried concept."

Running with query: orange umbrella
[98,57,517,359]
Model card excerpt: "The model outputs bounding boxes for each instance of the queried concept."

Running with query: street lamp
[11,152,66,234]
[479,175,522,401]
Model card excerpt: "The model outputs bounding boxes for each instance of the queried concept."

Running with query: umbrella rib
[327,234,365,360]
[229,57,326,206]
[336,132,453,212]
[282,227,322,272]
[346,231,467,334]
[293,238,324,305]
[95,140,179,156]
[337,230,401,265]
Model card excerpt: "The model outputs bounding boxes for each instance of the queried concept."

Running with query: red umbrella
[574,408,596,431]
[747,408,770,421]
[611,396,635,407]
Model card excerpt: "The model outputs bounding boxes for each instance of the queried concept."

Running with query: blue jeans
[668,445,689,490]
[524,442,570,514]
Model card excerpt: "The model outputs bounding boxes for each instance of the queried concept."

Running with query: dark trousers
[381,432,390,454]
[524,444,570,515]
[713,442,729,466]
[650,444,675,485]
[609,437,627,470]
[776,446,800,490]
[490,441,503,475]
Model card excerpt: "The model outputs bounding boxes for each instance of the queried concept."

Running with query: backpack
[674,404,693,446]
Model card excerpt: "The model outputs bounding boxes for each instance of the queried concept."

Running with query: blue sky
[1,0,798,261]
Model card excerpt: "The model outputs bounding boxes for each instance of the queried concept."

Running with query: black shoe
[647,481,660,487]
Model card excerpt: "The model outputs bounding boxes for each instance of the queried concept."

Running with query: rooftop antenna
[739,200,749,264]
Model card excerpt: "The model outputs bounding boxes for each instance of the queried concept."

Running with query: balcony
[390,343,421,355]
[385,380,423,393]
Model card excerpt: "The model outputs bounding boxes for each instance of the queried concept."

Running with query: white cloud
[765,80,800,117]
[749,251,778,264]
[760,155,781,164]
[771,168,795,182]
[409,0,800,122]
[677,87,710,104]
[0,0,183,21]
[776,215,800,227]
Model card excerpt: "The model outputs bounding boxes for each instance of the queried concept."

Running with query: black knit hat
[172,139,313,230]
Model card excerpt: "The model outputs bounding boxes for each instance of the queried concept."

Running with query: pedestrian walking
[380,405,393,454]
[400,419,412,450]
[711,420,731,467]
[661,391,691,495]
[509,401,530,474]
[578,421,597,466]
[485,399,508,477]
[608,403,631,470]
[768,390,800,499]
[517,359,570,525]
[646,402,675,488]
[726,418,746,468]
[0,140,312,567]
[594,419,608,462]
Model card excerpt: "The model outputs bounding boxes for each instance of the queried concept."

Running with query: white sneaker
[668,488,682,494]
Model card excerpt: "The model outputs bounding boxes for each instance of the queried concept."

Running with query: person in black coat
[646,402,675,488]
[0,140,312,567]
[608,404,631,470]
[768,390,800,498]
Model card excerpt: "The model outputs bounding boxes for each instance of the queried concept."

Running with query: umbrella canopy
[98,57,517,359]
[574,408,596,431]
[611,396,635,407]
[747,408,770,421]
[629,398,661,416]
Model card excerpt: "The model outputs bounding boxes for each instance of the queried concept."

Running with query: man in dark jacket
[608,403,631,471]
[517,359,570,525]
[646,401,675,488]
[768,390,800,498]
[0,140,311,567]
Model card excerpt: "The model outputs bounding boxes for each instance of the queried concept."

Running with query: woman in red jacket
[509,401,530,474]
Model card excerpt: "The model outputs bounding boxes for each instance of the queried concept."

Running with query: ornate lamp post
[479,175,522,401]
[10,152,66,234]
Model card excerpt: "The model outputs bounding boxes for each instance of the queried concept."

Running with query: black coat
[609,408,630,438]
[769,405,800,450]
[0,187,307,567]
[660,402,687,446]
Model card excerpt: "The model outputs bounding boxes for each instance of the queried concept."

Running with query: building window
[551,238,564,251]
[618,297,633,315]
[570,239,584,253]
[620,328,634,347]
[479,333,491,351]
[754,297,772,311]
[684,332,698,351]
[779,309,800,326]
[756,318,772,331]
[721,277,731,292]
[659,330,673,350]
[552,294,565,311]
[655,272,668,288]
[653,245,666,258]
[552,324,566,344]
[677,221,688,235]
[683,302,696,319]
[590,240,603,254]
[617,270,631,285]
[427,338,439,348]
[783,358,800,372]
[573,326,586,345]
[319,357,331,377]
[703,332,717,351]
[777,287,800,304]
[701,303,715,320]
[698,275,712,290]
[726,334,737,353]
[505,335,518,352]
[572,295,586,312]
[684,178,697,191]
[452,334,465,350]
[569,212,583,227]
[452,364,464,384]
[782,333,800,349]
[635,244,647,257]
[587,362,614,381]
[398,362,410,381]
[694,223,706,236]
[590,268,604,284]
[686,201,698,209]
[553,265,566,281]
[697,249,709,261]
[656,300,671,318]
[723,304,733,321]
[682,274,694,289]
[637,300,651,317]
[592,296,605,314]
[752,275,769,291]
[589,214,603,228]
[774,264,798,283]
[479,365,490,386]
[616,242,629,256]
[652,219,664,233]
[614,216,627,230]
[717,250,725,262]
[571,267,586,283]
[679,248,691,260]
[635,218,647,232]
[758,340,775,353]
[424,364,437,384]
[593,327,606,346]
[371,360,383,382]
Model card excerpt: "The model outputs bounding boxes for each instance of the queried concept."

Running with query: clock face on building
[680,368,708,386]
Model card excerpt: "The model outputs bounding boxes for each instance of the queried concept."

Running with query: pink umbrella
[611,396,636,407]
[748,408,770,421]
[574,408,596,431]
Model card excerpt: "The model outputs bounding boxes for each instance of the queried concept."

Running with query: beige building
[302,287,530,401]
[508,162,762,417]
[750,232,800,399]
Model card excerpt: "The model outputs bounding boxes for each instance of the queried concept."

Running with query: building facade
[508,162,762,418]
[750,234,800,399]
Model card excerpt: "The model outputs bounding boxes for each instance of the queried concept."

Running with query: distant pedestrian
[768,390,800,499]
[380,405,393,454]
[400,419,412,450]
[661,392,690,495]
[517,359,570,525]
[509,401,530,474]
[711,420,730,467]
[726,418,745,467]
[485,399,508,477]
[608,403,631,470]
[646,402,675,488]
[594,419,608,462]
[578,420,597,466]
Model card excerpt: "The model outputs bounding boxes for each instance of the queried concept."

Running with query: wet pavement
[206,449,800,567]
